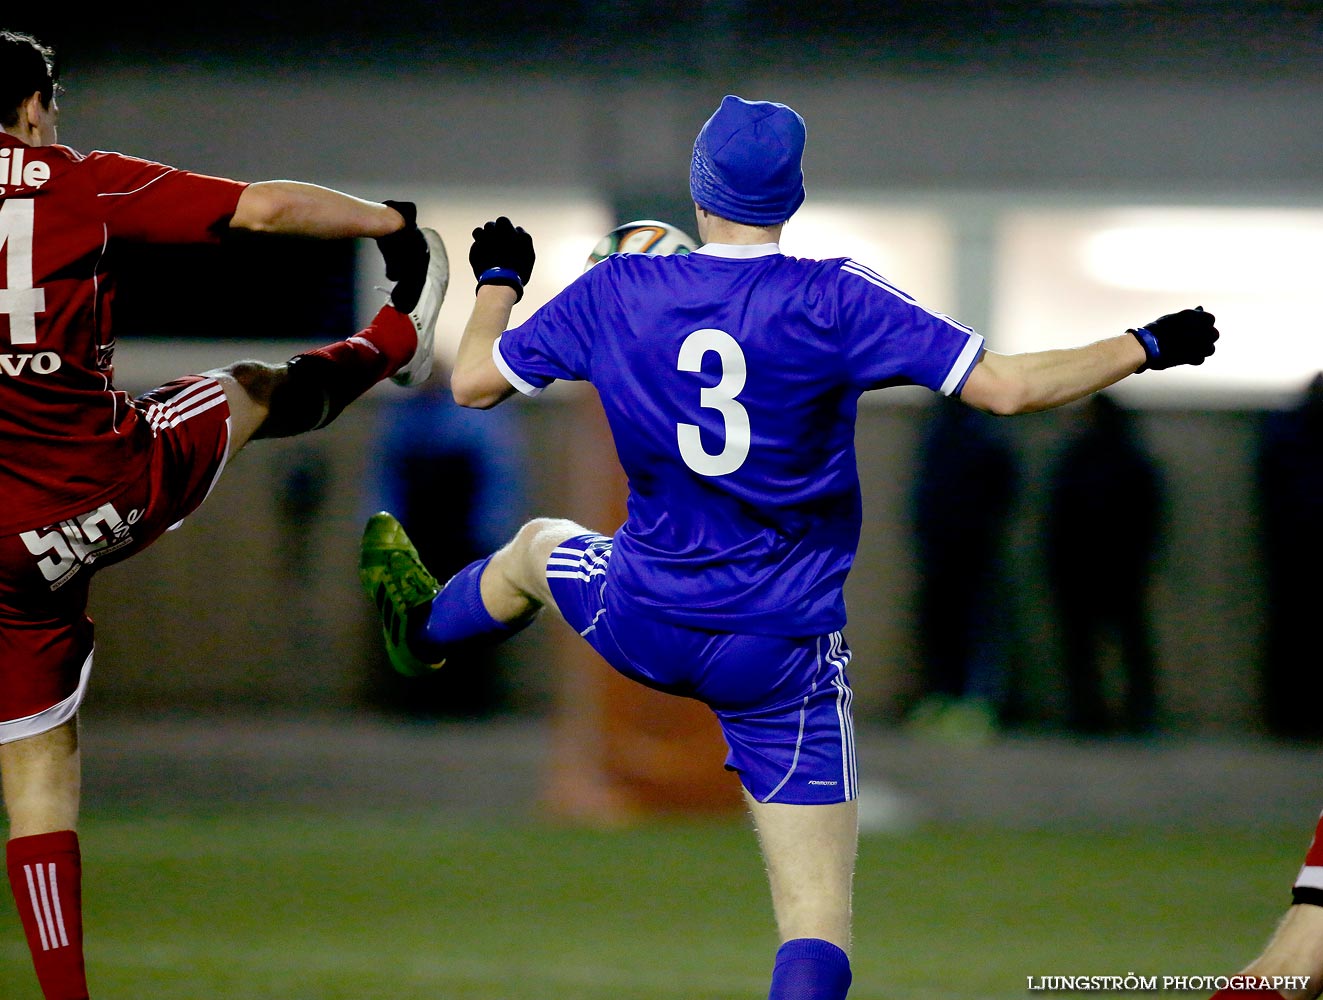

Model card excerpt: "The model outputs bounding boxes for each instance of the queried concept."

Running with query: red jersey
[0,133,247,534]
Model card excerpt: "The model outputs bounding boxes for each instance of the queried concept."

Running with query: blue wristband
[477,266,524,300]
[1130,326,1160,372]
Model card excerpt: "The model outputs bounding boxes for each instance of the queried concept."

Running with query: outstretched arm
[960,334,1145,415]
[453,285,521,409]
[229,180,407,239]
[451,217,537,409]
[960,308,1219,415]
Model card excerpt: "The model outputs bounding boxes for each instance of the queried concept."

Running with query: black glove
[375,200,428,313]
[1130,306,1219,372]
[469,217,535,302]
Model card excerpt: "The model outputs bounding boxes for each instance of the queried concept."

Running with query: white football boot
[391,227,449,386]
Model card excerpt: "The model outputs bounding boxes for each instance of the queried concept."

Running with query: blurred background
[17,0,1322,734]
[4,3,1323,997]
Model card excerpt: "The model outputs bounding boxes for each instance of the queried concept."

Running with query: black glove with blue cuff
[469,217,535,302]
[1130,306,1219,372]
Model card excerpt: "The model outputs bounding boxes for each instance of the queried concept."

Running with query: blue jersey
[495,243,984,636]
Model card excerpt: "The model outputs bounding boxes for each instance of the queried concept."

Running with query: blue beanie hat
[689,95,806,227]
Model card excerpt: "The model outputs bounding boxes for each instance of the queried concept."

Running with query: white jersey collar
[693,242,782,259]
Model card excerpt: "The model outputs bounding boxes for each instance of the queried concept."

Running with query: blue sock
[768,938,852,1000]
[406,556,527,662]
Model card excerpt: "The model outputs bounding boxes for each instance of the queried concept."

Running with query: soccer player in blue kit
[359,95,1219,998]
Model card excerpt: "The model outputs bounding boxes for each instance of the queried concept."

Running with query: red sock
[7,831,88,1000]
[300,304,417,388]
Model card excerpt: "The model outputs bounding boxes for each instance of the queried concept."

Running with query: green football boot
[359,512,443,676]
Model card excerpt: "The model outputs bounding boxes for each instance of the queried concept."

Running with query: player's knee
[219,359,283,406]
[518,518,584,557]
[500,518,584,593]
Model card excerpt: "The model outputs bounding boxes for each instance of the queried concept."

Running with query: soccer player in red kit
[0,30,448,999]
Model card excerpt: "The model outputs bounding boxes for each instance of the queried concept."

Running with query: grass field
[0,807,1300,999]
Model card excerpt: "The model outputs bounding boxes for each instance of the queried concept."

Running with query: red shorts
[0,376,231,741]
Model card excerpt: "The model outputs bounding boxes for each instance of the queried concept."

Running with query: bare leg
[1241,905,1323,1000]
[745,791,858,952]
[1,719,80,838]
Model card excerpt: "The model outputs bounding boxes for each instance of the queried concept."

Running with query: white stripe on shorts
[579,606,608,638]
[761,631,856,804]
[0,647,94,745]
[146,378,226,433]
[1297,865,1323,891]
[759,634,827,803]
[147,375,216,417]
[546,537,612,582]
[761,698,810,804]
[159,378,233,533]
[827,631,857,801]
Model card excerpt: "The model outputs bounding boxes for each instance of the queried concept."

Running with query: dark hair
[1,31,58,129]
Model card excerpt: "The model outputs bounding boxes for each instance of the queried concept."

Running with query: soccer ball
[585,219,698,270]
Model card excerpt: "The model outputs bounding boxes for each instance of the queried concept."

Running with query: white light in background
[1082,216,1323,293]
[357,189,614,371]
[992,207,1323,401]
[781,202,958,317]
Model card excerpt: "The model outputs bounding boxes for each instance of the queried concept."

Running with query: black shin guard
[254,354,353,439]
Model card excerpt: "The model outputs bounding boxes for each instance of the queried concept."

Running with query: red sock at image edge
[7,830,88,1000]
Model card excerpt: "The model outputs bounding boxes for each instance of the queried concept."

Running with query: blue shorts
[546,534,858,805]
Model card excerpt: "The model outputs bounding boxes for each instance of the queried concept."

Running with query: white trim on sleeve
[939,334,985,396]
[492,336,545,397]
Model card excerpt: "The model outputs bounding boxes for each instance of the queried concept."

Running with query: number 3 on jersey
[0,199,44,345]
[677,328,750,477]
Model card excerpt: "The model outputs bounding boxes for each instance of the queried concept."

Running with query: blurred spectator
[1045,393,1164,736]
[1255,372,1323,741]
[907,395,1019,742]
[364,380,529,717]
